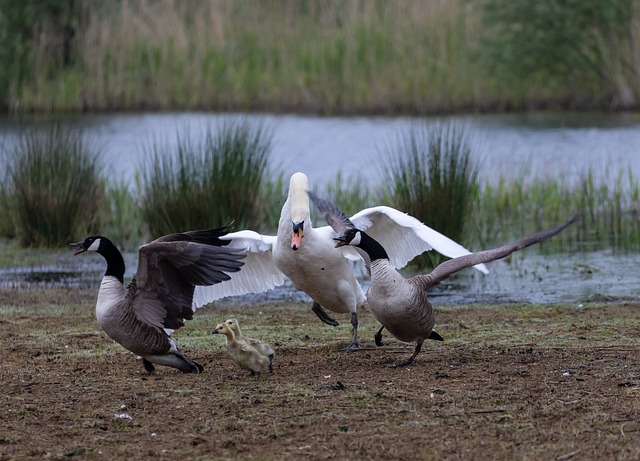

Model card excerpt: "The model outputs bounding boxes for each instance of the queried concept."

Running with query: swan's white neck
[289,172,310,223]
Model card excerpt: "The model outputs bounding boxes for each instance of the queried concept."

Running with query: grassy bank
[1,0,639,114]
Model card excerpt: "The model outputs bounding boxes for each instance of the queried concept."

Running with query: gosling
[225,319,275,372]
[212,322,269,378]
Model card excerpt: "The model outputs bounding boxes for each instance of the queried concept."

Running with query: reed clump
[100,178,145,251]
[381,122,479,267]
[4,125,104,247]
[471,166,640,253]
[140,120,274,238]
[321,171,377,218]
[0,169,16,239]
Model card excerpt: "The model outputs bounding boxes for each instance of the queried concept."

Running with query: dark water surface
[0,248,637,305]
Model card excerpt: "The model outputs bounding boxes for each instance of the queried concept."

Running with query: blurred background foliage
[0,0,638,114]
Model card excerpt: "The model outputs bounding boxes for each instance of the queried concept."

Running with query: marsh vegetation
[1,0,638,114]
[1,119,639,258]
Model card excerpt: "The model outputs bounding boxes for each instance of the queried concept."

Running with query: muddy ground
[1,287,639,460]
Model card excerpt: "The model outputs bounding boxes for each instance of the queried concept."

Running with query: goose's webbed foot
[392,342,423,368]
[342,341,361,351]
[250,370,262,380]
[393,357,416,368]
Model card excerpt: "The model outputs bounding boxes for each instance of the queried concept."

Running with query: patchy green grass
[0,239,63,267]
[1,286,639,460]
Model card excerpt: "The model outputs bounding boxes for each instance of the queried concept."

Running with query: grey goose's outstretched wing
[308,191,372,271]
[308,191,355,234]
[130,226,245,330]
[418,214,582,289]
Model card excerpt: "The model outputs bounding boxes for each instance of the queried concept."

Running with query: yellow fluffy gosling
[225,319,275,372]
[212,322,269,377]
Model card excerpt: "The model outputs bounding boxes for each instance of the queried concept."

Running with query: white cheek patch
[88,238,101,252]
[352,232,362,246]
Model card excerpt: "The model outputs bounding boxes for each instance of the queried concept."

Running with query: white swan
[194,172,488,350]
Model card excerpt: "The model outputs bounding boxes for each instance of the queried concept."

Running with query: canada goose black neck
[99,238,126,284]
[357,231,389,262]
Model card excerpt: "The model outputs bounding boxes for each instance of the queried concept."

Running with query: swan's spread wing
[192,230,285,308]
[350,206,489,273]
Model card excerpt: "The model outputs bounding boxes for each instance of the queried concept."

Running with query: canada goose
[314,194,581,366]
[194,172,488,351]
[225,318,275,372]
[70,226,244,374]
[212,321,269,377]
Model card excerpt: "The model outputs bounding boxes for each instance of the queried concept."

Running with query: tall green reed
[382,122,479,268]
[321,171,377,217]
[0,164,16,239]
[5,0,506,114]
[471,165,640,253]
[5,125,104,247]
[100,176,145,251]
[140,120,274,238]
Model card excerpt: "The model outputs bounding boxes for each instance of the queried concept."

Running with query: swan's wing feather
[350,206,489,273]
[191,230,285,309]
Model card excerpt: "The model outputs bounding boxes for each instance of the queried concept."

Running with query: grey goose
[193,172,487,351]
[71,226,244,373]
[311,193,581,367]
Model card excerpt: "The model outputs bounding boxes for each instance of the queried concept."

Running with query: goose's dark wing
[418,214,582,289]
[309,191,372,272]
[151,225,234,246]
[131,227,244,330]
[308,191,355,235]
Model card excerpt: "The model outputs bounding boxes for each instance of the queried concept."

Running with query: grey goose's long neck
[356,231,389,262]
[99,240,126,284]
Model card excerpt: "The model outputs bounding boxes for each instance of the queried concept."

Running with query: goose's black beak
[211,329,220,335]
[333,236,348,248]
[70,242,86,255]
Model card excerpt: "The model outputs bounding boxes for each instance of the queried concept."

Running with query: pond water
[0,247,636,305]
[1,111,639,303]
[2,111,640,187]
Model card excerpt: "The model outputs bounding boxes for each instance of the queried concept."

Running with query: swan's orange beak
[291,222,304,251]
